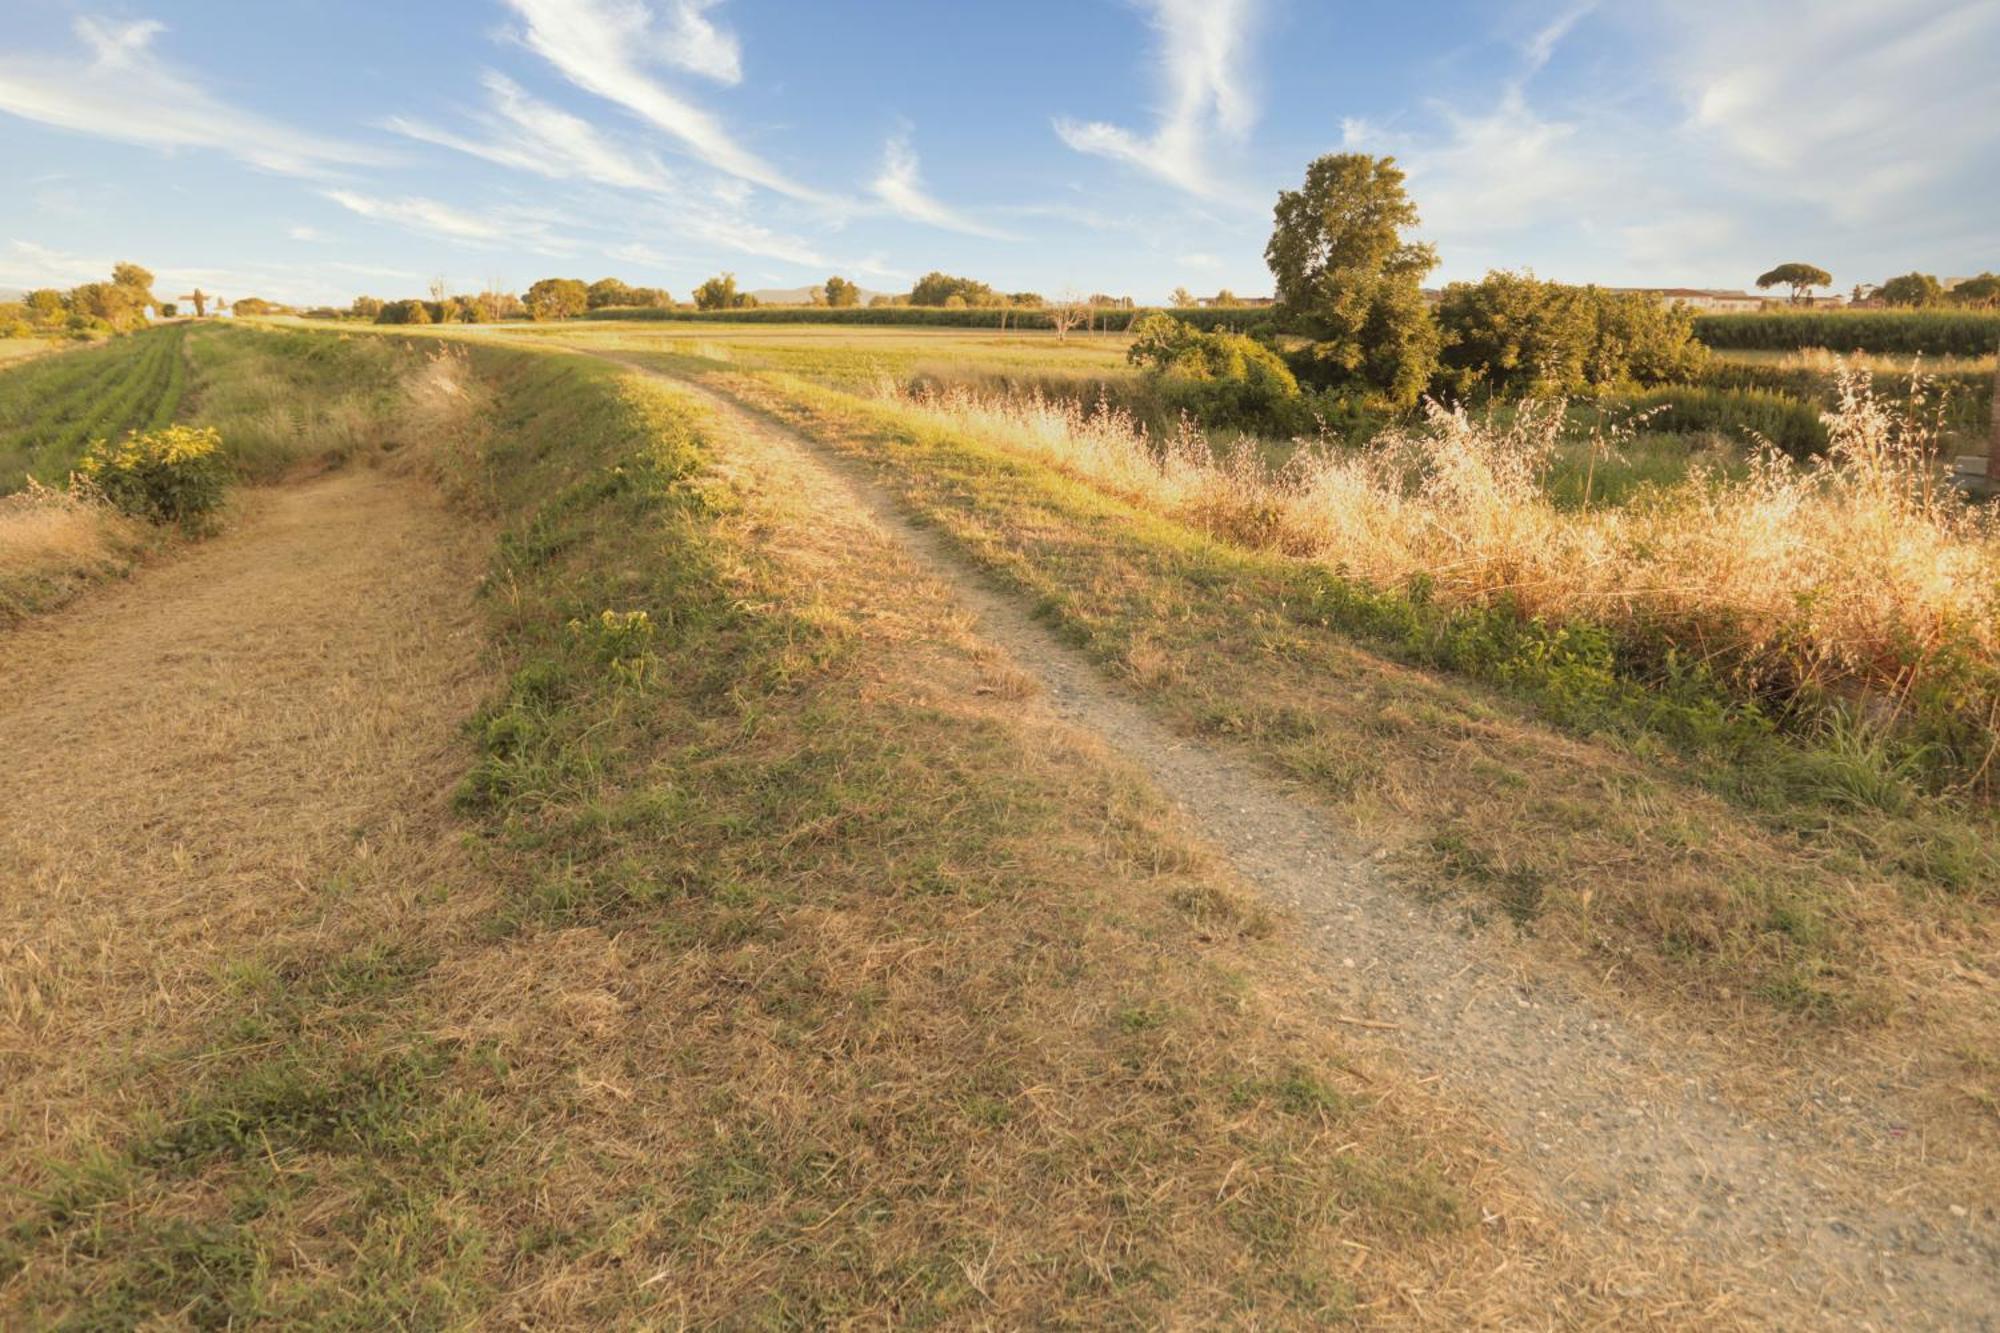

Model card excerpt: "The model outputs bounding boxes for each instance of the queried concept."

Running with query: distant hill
[0,288,23,303]
[748,285,892,307]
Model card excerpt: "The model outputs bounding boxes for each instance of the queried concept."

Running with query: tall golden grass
[883,368,2000,753]
[0,481,144,621]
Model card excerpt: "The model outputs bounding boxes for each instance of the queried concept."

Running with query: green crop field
[0,325,190,491]
[1694,308,2000,356]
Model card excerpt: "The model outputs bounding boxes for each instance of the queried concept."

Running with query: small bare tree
[428,275,450,305]
[1049,292,1088,342]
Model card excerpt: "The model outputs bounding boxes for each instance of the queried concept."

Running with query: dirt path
[0,467,492,1165]
[631,363,1999,1330]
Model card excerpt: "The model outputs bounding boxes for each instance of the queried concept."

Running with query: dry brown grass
[886,369,2000,756]
[0,481,147,623]
[396,356,1728,1326]
[702,366,2000,1213]
[0,469,495,1174]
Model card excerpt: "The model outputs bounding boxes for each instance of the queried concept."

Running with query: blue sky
[2,0,1995,306]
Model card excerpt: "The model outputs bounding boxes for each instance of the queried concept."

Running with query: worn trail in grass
[628,357,2000,1330]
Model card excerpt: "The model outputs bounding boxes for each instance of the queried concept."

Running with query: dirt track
[633,360,2000,1331]
[0,467,492,1164]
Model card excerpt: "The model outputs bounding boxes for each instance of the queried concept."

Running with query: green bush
[1693,310,2000,356]
[1126,314,1307,435]
[77,424,228,528]
[1436,272,1707,398]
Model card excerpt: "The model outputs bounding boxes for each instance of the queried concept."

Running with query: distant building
[1611,287,1766,313]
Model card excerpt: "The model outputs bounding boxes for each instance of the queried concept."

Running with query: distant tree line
[1,263,160,338]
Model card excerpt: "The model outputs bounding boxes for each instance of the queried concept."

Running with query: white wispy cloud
[1370,0,2000,283]
[385,71,673,193]
[870,134,1012,239]
[1395,90,1604,237]
[1660,0,2000,223]
[324,189,580,256]
[0,17,380,178]
[1054,0,1260,197]
[386,90,830,267]
[621,198,828,267]
[660,0,742,84]
[288,225,327,242]
[501,0,826,202]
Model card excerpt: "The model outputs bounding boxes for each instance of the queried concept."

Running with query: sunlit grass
[876,370,2000,777]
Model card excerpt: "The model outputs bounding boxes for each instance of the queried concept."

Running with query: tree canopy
[1877,272,1944,308]
[823,276,860,307]
[1948,273,2000,309]
[527,278,589,320]
[587,277,635,309]
[694,273,756,311]
[1436,272,1707,398]
[909,271,995,307]
[1754,263,1832,303]
[1265,153,1439,408]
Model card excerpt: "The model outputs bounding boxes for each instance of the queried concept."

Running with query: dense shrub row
[1435,272,1708,398]
[1694,310,2000,356]
[585,304,1275,333]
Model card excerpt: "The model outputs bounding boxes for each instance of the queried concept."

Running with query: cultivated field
[2,318,1996,1325]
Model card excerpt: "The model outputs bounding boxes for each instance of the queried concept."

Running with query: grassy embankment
[3,339,1631,1326]
[570,340,1997,1074]
[0,324,429,621]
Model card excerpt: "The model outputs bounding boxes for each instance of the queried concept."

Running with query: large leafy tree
[69,282,143,330]
[822,275,859,307]
[694,273,753,310]
[587,277,635,309]
[1265,153,1439,408]
[1877,272,1944,308]
[526,277,589,320]
[1754,262,1832,303]
[909,271,995,307]
[25,289,66,325]
[111,262,158,312]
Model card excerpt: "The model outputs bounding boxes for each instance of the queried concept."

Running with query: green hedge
[1693,310,2000,356]
[585,304,1276,333]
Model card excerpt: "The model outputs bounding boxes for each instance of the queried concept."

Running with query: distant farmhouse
[1611,287,1767,313]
